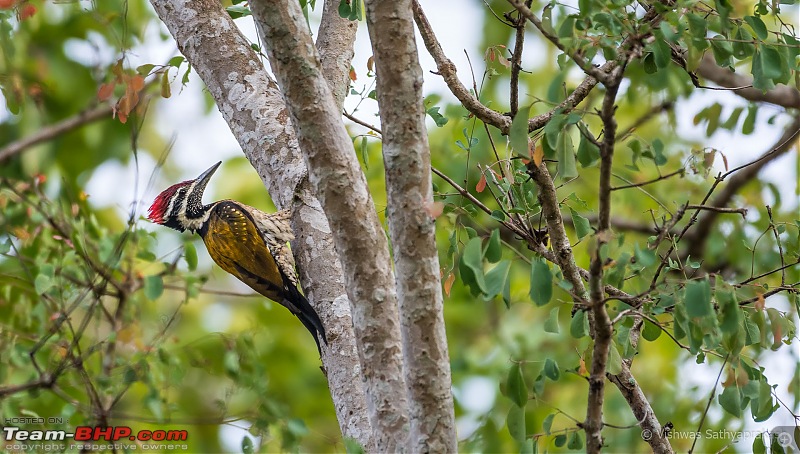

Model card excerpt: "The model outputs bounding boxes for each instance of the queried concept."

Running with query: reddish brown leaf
[97,82,115,101]
[533,142,544,166]
[424,201,444,219]
[18,3,35,19]
[349,67,357,82]
[366,56,374,73]
[755,293,765,311]
[0,0,16,9]
[476,174,486,193]
[444,272,455,297]
[129,74,145,91]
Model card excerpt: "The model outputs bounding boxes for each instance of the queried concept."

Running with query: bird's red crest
[147,181,188,224]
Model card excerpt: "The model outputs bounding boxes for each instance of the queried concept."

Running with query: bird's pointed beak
[194,161,222,191]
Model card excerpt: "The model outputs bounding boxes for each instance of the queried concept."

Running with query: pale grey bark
[316,0,357,108]
[249,0,410,451]
[363,0,457,452]
[147,0,372,447]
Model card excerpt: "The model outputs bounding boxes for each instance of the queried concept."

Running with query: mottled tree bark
[147,0,372,447]
[249,0,411,451]
[363,0,457,451]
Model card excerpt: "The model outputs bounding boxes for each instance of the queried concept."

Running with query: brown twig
[684,115,800,259]
[685,204,747,216]
[611,168,685,191]
[0,104,114,164]
[411,0,511,132]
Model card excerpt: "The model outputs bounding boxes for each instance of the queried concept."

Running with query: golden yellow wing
[200,201,286,303]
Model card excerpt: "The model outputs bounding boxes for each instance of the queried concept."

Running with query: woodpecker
[147,161,326,353]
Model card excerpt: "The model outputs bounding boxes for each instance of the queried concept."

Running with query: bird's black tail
[284,284,327,355]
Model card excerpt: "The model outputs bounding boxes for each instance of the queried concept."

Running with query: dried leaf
[349,67,357,82]
[19,4,36,20]
[533,142,544,166]
[476,174,486,193]
[424,201,444,219]
[444,272,455,297]
[97,82,115,101]
[578,356,588,376]
[129,74,145,91]
[755,292,765,311]
[366,56,374,73]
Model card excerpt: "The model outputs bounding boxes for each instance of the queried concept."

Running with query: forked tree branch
[148,0,373,447]
[249,0,411,451]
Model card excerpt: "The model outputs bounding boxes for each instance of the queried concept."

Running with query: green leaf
[485,229,502,263]
[144,275,164,301]
[652,138,666,166]
[542,413,555,434]
[744,15,768,40]
[710,35,734,68]
[338,0,351,18]
[721,106,743,130]
[554,434,567,447]
[742,104,757,135]
[633,244,656,268]
[570,309,589,338]
[752,47,781,91]
[426,106,449,127]
[732,27,755,59]
[184,242,198,271]
[529,258,553,306]
[577,131,600,167]
[344,438,366,454]
[543,358,560,381]
[167,56,184,67]
[556,129,577,180]
[353,137,367,170]
[652,32,672,69]
[226,4,252,18]
[490,210,506,222]
[544,307,560,334]
[145,394,163,422]
[567,431,583,449]
[242,436,254,454]
[136,64,155,76]
[685,279,712,318]
[686,13,708,49]
[606,342,622,375]
[223,350,240,376]
[462,237,487,293]
[569,208,592,239]
[34,275,53,294]
[507,404,526,442]
[510,105,531,156]
[642,319,662,341]
[753,434,766,454]
[719,386,742,417]
[659,21,679,42]
[484,260,511,300]
[507,363,527,407]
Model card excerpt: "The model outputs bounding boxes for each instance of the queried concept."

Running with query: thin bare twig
[0,104,114,164]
